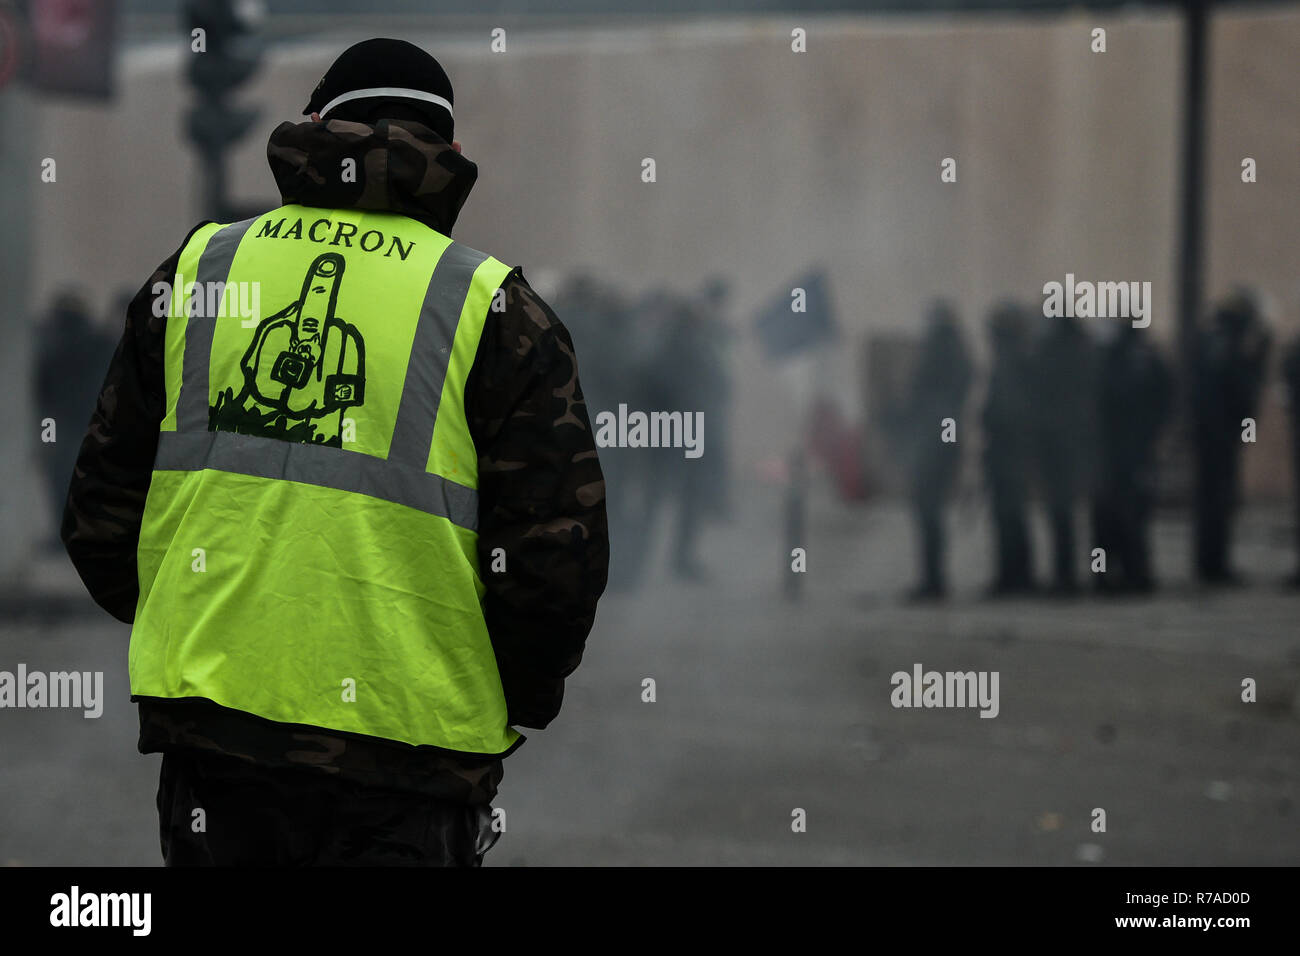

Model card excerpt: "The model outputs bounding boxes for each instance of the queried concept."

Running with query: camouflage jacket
[62,118,609,803]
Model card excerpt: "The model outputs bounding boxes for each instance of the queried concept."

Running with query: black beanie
[303,38,454,142]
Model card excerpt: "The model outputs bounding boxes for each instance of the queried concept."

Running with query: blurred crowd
[32,278,1300,602]
[552,274,735,591]
[888,289,1290,600]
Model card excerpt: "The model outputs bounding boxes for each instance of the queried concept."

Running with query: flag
[753,267,837,360]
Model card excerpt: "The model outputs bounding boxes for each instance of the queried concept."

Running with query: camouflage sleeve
[465,269,609,729]
[62,226,207,623]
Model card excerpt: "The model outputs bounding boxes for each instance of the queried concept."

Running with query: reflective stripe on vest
[130,206,521,757]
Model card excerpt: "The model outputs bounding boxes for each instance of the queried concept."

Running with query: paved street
[2,487,1298,865]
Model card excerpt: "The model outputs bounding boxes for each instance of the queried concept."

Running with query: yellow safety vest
[129,204,521,757]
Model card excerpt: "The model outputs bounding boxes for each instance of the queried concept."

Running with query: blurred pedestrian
[893,300,973,599]
[623,289,724,583]
[695,275,734,523]
[1030,311,1096,595]
[557,274,641,588]
[605,285,674,589]
[1281,334,1300,586]
[1092,320,1172,594]
[34,289,113,551]
[982,302,1036,596]
[1192,289,1270,584]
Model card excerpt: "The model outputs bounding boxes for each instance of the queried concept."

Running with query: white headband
[319,86,454,119]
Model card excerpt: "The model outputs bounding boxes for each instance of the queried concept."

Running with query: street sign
[26,0,117,99]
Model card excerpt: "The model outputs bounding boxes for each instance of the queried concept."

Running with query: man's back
[132,204,521,756]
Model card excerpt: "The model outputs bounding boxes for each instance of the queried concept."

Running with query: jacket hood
[266,117,477,235]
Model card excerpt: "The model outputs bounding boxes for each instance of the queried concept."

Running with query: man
[1284,335,1300,586]
[1192,290,1270,584]
[34,289,114,551]
[602,284,678,589]
[893,299,973,600]
[634,289,730,583]
[555,275,641,589]
[1092,319,1172,594]
[981,301,1036,596]
[1029,310,1095,595]
[63,39,609,866]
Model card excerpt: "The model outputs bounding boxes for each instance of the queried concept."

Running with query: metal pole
[1177,0,1208,396]
[783,446,806,601]
[202,147,227,222]
[1178,0,1209,562]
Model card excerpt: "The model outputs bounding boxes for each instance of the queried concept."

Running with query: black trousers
[1092,480,1155,590]
[157,750,497,867]
[1194,446,1240,580]
[912,497,946,592]
[1043,497,1077,589]
[989,483,1033,590]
